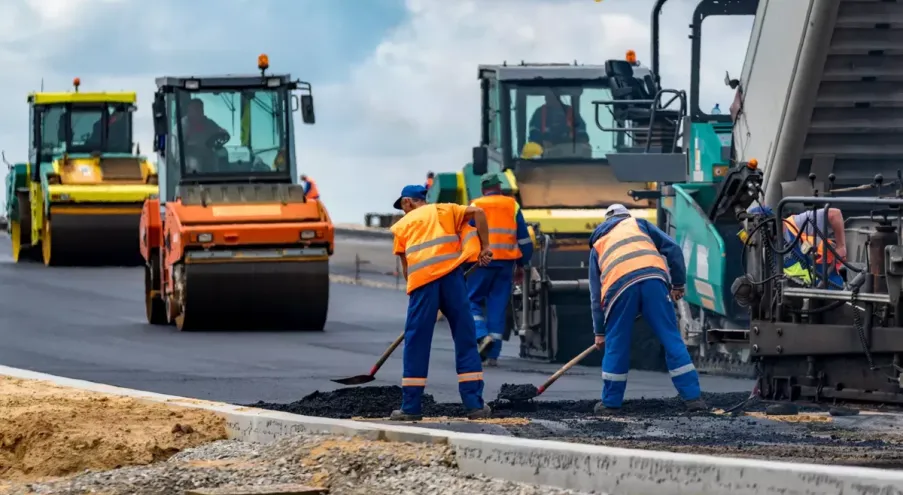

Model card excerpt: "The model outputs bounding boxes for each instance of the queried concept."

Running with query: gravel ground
[9,435,593,495]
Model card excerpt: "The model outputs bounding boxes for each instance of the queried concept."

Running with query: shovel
[332,331,405,386]
[332,263,482,386]
[497,344,600,402]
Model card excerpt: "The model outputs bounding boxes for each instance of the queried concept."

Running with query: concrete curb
[1,365,900,494]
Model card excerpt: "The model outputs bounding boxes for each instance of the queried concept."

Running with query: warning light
[258,54,269,71]
[626,50,637,65]
[747,158,758,170]
[73,77,81,92]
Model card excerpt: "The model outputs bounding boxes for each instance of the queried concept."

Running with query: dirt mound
[0,376,227,482]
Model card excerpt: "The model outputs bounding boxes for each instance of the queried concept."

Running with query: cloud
[302,0,754,221]
[0,0,753,224]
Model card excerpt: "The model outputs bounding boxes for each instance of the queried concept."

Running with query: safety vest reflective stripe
[593,218,667,308]
[402,377,427,387]
[458,372,483,383]
[669,363,696,378]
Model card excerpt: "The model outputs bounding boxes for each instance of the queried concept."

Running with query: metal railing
[592,88,687,154]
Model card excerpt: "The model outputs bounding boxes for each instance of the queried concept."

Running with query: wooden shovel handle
[369,331,405,376]
[537,344,599,394]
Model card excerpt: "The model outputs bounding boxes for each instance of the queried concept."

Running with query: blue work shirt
[468,191,534,267]
[588,216,686,335]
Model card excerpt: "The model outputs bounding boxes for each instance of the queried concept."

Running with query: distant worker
[750,205,846,288]
[389,184,493,421]
[466,174,534,367]
[528,90,588,147]
[589,204,706,413]
[182,99,229,150]
[301,174,320,200]
[425,171,435,189]
[86,108,130,152]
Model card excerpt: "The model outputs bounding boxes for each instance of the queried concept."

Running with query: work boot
[466,404,492,420]
[684,398,709,412]
[483,358,498,367]
[389,409,423,422]
[593,402,619,416]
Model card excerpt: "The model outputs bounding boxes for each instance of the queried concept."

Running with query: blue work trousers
[466,261,515,360]
[601,279,701,408]
[402,266,485,414]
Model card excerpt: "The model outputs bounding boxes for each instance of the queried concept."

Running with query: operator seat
[604,60,679,152]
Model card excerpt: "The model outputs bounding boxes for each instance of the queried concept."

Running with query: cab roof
[477,62,652,81]
[155,73,293,89]
[28,92,137,105]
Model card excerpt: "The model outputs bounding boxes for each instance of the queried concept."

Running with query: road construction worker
[750,205,846,288]
[466,174,534,367]
[301,175,320,200]
[589,204,706,413]
[528,90,589,147]
[390,184,493,421]
[425,172,435,189]
[182,99,230,149]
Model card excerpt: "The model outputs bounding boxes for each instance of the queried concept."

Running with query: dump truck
[606,0,903,404]
[428,60,676,367]
[4,79,159,266]
[140,55,334,331]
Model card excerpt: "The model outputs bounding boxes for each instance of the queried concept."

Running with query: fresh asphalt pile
[249,385,903,468]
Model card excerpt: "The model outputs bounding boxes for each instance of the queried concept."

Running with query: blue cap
[393,184,428,210]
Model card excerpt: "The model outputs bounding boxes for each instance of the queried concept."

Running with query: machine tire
[297,276,328,331]
[145,255,167,325]
[173,271,196,332]
[10,220,25,262]
[41,217,61,266]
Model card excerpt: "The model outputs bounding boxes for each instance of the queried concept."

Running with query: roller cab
[428,62,664,366]
[4,80,158,266]
[142,57,329,331]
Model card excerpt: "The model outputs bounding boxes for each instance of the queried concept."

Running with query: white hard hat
[604,204,630,218]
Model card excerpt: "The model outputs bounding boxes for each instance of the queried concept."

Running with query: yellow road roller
[4,78,159,266]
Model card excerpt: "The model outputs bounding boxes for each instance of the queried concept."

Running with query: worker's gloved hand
[593,335,605,349]
[513,266,524,285]
[670,286,686,301]
[478,249,493,266]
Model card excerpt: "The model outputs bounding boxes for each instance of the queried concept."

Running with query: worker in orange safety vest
[589,204,706,414]
[300,174,320,200]
[464,174,534,367]
[389,184,493,421]
[425,172,435,189]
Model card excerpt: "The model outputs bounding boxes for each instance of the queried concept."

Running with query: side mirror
[300,95,316,124]
[152,93,166,151]
[472,146,488,175]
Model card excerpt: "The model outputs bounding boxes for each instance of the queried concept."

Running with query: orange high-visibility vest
[306,178,320,200]
[426,177,434,189]
[592,217,667,307]
[391,204,481,294]
[466,195,520,262]
[541,105,574,137]
[784,214,839,268]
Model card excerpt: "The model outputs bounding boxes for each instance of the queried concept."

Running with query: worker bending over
[589,204,706,413]
[301,174,320,200]
[390,185,493,421]
[466,174,534,367]
[751,206,846,288]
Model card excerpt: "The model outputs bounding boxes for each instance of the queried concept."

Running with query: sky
[0,0,754,223]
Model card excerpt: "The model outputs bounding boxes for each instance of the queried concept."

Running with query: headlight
[300,230,316,240]
[196,233,213,243]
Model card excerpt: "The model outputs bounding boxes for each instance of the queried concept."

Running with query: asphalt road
[0,232,751,405]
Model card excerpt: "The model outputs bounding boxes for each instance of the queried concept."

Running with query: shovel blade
[331,375,376,386]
